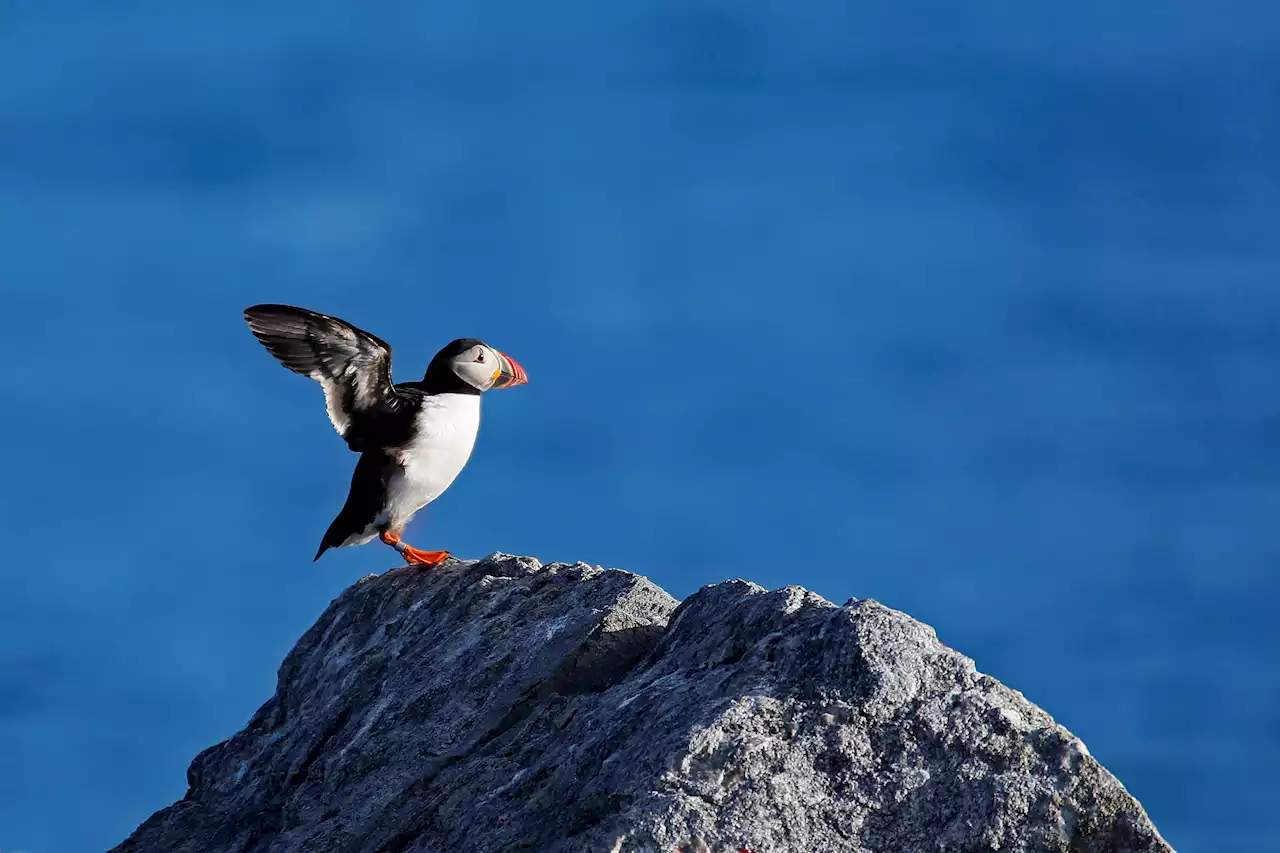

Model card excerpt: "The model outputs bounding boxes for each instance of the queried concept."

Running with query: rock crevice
[114,554,1171,853]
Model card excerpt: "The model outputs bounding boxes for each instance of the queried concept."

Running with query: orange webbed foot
[379,530,450,566]
[399,545,451,566]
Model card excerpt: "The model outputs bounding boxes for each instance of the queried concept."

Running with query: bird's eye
[475,352,485,363]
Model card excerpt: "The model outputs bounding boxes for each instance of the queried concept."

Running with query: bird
[242,303,528,566]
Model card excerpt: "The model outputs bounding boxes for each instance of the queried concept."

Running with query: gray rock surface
[113,554,1172,853]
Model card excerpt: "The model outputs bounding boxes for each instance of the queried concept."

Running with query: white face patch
[451,344,500,390]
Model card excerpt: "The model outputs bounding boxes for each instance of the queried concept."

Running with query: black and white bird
[243,304,528,566]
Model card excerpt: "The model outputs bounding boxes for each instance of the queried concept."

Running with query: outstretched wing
[243,304,418,450]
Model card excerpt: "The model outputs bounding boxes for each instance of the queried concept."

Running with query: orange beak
[492,351,528,389]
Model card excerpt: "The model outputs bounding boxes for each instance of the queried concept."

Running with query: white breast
[382,393,481,528]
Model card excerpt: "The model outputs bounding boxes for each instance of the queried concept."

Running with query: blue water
[2,4,1278,851]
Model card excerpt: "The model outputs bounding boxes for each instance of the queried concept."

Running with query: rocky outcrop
[113,555,1171,853]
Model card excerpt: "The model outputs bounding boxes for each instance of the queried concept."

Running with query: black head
[421,338,529,395]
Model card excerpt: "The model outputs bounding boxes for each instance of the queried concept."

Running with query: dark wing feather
[243,304,417,451]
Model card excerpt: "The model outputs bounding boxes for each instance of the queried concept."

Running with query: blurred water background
[2,3,1278,851]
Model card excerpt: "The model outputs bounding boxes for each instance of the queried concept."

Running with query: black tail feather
[313,450,396,562]
[314,510,357,562]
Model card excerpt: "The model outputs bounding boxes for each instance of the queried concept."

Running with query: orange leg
[379,530,451,566]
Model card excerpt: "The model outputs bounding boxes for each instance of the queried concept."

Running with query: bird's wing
[243,304,417,450]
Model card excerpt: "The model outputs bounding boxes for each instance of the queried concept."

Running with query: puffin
[243,304,528,566]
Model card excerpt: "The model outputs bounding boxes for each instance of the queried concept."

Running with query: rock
[112,555,1172,853]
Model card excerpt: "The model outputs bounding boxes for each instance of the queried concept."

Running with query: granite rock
[113,554,1171,853]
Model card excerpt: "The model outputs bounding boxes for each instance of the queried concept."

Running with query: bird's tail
[314,513,356,562]
[313,451,391,562]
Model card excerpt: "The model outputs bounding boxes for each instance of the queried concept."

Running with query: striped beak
[491,351,528,389]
